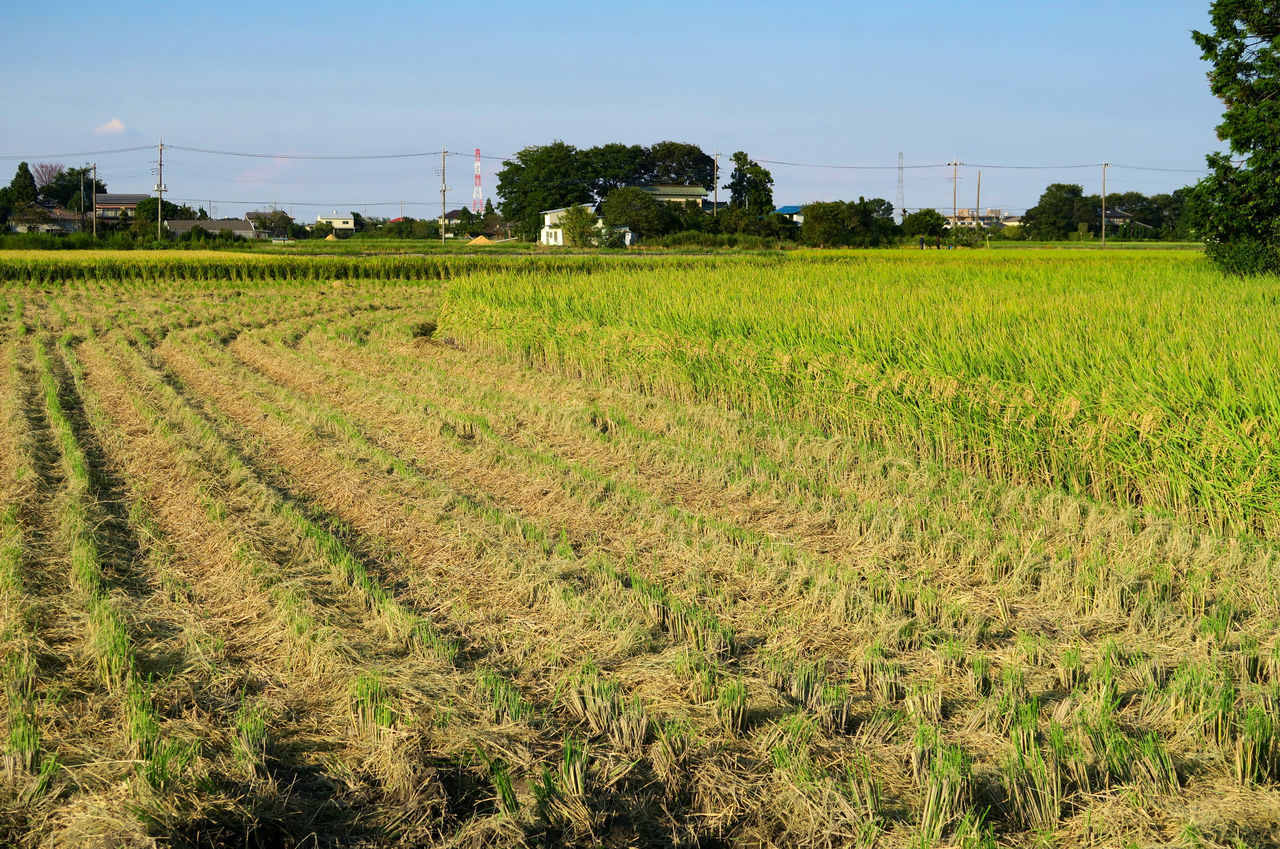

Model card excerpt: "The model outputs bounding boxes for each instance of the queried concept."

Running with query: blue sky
[1,0,1225,219]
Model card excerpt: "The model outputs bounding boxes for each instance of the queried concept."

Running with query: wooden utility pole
[713,150,719,216]
[975,169,981,235]
[1101,162,1109,248]
[156,140,166,242]
[951,159,958,227]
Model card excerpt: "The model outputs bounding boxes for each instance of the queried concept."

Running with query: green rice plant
[906,682,943,725]
[715,676,748,734]
[233,692,271,769]
[673,647,718,703]
[1057,643,1084,692]
[3,651,39,776]
[478,668,534,724]
[1233,703,1278,785]
[841,755,882,826]
[1001,702,1063,829]
[125,679,161,760]
[915,733,974,846]
[484,755,520,816]
[349,672,396,741]
[968,653,992,697]
[534,737,597,835]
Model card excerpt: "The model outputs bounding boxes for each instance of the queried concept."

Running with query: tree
[495,141,591,240]
[559,204,599,247]
[724,152,774,216]
[647,141,714,189]
[1192,2,1280,273]
[902,209,948,238]
[581,143,651,199]
[8,163,38,208]
[135,198,196,224]
[1022,183,1087,240]
[800,202,851,247]
[247,208,296,237]
[31,162,65,191]
[0,162,44,228]
[601,187,675,239]
[800,198,898,247]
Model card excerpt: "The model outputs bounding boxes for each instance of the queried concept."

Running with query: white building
[539,205,633,247]
[316,211,355,232]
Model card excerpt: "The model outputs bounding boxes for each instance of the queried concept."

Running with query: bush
[1205,237,1280,276]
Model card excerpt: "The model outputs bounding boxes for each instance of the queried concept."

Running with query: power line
[166,145,440,160]
[757,157,947,170]
[0,145,153,161]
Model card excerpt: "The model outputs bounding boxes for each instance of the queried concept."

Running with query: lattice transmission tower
[472,149,483,213]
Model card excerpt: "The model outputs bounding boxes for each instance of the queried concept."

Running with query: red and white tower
[472,149,483,213]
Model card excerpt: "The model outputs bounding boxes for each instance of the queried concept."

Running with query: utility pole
[975,169,981,234]
[155,140,166,242]
[713,150,719,216]
[1101,162,1109,248]
[440,146,447,244]
[91,164,97,240]
[951,160,959,227]
[79,169,86,233]
[896,152,905,225]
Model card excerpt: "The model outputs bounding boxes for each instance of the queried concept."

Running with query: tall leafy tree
[647,141,714,189]
[43,167,107,210]
[495,141,591,240]
[1023,183,1087,239]
[581,143,651,199]
[1192,1,1280,273]
[902,209,948,238]
[724,152,774,215]
[8,162,38,207]
[601,187,675,239]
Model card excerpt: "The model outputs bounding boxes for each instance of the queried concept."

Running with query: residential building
[539,204,633,247]
[636,184,709,205]
[9,201,81,234]
[949,208,1005,229]
[94,193,149,221]
[316,212,355,231]
[165,218,268,240]
[774,205,805,224]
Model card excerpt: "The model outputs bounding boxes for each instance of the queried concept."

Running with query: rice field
[1,249,1278,848]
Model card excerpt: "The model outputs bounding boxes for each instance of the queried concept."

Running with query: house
[774,205,805,225]
[701,199,731,215]
[1104,210,1136,228]
[165,218,268,240]
[539,204,633,247]
[1000,214,1023,228]
[636,184,709,205]
[316,212,355,231]
[94,193,149,221]
[949,208,1005,229]
[9,201,81,234]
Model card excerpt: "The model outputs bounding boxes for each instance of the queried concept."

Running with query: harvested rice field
[1,249,1279,847]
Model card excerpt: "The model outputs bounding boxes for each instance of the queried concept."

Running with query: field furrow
[3,252,1278,847]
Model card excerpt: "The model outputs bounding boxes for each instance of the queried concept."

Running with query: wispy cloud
[235,156,291,186]
[93,118,128,135]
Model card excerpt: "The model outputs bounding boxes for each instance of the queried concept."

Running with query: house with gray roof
[165,218,268,240]
[94,193,149,220]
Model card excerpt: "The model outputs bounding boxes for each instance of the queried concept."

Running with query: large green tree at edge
[1193,1,1280,273]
